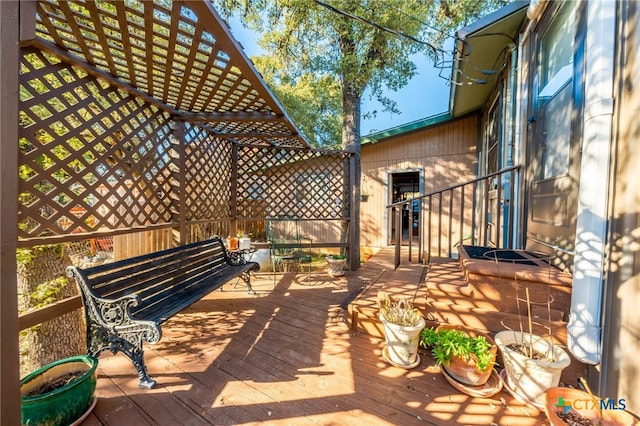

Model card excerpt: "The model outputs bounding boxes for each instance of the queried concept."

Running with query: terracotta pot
[544,387,639,425]
[226,237,239,250]
[436,325,497,386]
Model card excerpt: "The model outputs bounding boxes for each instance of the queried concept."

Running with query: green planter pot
[21,355,98,426]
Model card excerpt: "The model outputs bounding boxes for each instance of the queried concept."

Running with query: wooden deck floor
[80,249,548,425]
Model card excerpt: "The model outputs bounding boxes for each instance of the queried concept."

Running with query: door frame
[386,168,424,246]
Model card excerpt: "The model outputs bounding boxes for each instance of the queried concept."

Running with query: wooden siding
[113,228,175,260]
[361,115,479,249]
[603,0,640,413]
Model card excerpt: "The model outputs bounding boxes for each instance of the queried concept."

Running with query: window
[538,2,575,179]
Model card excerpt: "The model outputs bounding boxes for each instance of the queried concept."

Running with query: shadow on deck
[82,247,550,425]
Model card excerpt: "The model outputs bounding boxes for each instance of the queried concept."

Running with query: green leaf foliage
[252,56,342,148]
[420,327,496,372]
[216,0,508,147]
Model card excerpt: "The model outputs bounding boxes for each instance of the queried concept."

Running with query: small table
[227,247,259,289]
[226,247,258,264]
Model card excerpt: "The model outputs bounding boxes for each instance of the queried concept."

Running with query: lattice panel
[19,48,176,240]
[35,1,270,115]
[30,0,308,148]
[203,119,305,147]
[182,123,232,221]
[237,146,350,220]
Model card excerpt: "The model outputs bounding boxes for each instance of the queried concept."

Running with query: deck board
[81,248,548,425]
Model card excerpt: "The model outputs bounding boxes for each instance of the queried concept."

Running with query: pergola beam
[206,132,298,139]
[180,111,284,122]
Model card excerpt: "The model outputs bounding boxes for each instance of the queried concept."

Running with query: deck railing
[386,165,521,269]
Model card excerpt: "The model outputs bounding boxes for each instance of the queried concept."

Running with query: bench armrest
[67,266,147,331]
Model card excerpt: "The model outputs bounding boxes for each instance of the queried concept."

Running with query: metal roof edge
[456,0,529,40]
[448,0,529,117]
[361,112,452,145]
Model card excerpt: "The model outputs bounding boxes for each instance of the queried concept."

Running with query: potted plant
[492,272,572,408]
[360,176,370,202]
[378,293,425,368]
[495,330,571,408]
[21,355,98,426]
[325,254,347,277]
[420,325,497,386]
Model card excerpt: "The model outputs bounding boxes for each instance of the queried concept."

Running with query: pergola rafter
[28,0,307,148]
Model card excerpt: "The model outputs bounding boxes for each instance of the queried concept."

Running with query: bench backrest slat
[97,246,226,300]
[87,240,224,289]
[77,238,233,306]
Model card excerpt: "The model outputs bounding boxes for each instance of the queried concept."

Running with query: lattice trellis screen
[182,122,232,221]
[31,0,307,148]
[237,146,350,220]
[34,0,267,115]
[17,47,351,247]
[18,48,176,241]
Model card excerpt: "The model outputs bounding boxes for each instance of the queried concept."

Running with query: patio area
[80,249,547,426]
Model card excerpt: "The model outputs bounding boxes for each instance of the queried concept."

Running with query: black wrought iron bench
[66,237,259,389]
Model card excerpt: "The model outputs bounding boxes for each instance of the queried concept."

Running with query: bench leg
[127,344,157,389]
[242,271,255,295]
[88,323,158,389]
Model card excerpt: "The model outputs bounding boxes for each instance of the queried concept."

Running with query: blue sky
[227,17,452,137]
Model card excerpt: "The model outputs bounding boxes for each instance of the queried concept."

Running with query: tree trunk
[342,82,362,270]
[17,246,84,377]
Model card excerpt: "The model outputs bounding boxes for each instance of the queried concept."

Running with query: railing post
[472,180,477,245]
[496,173,502,248]
[459,185,465,253]
[507,168,516,248]
[448,189,453,257]
[427,196,432,262]
[394,206,401,269]
[408,201,413,262]
[418,198,423,263]
[483,176,490,246]
[438,192,443,256]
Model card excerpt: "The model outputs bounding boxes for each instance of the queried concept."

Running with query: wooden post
[175,121,187,245]
[0,1,21,424]
[229,142,239,237]
[348,153,359,271]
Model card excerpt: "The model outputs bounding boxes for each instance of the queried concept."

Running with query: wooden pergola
[0,2,356,422]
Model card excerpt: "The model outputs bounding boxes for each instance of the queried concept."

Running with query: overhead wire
[309,0,514,87]
[311,0,443,56]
